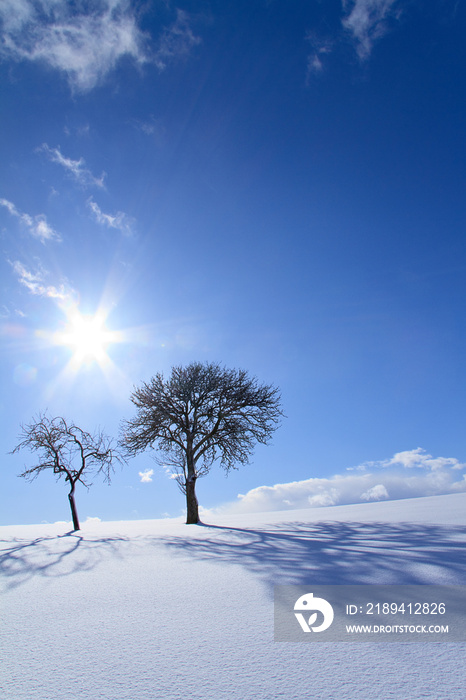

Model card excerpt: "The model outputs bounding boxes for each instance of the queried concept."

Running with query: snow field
[1,493,465,699]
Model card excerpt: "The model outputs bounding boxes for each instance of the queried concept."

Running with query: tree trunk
[68,486,80,531]
[185,475,200,524]
[185,447,200,524]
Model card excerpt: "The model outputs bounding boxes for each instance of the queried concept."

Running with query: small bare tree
[12,413,124,531]
[120,361,283,524]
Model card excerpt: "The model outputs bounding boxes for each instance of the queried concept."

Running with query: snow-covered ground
[1,493,465,699]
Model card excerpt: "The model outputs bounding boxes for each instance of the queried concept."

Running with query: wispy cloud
[0,0,150,92]
[87,198,135,236]
[0,2,201,92]
[213,448,466,515]
[306,32,334,78]
[0,198,61,243]
[139,469,154,483]
[64,123,91,138]
[10,260,76,304]
[154,9,201,71]
[39,144,105,189]
[342,0,401,60]
[133,116,163,136]
[305,0,402,78]
[131,115,166,146]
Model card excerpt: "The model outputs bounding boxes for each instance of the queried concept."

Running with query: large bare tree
[120,361,283,524]
[12,413,124,531]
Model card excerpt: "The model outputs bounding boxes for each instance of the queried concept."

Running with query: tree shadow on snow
[0,532,129,589]
[158,520,466,589]
[2,520,464,591]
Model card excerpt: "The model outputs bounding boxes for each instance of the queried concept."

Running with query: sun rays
[41,305,131,401]
[57,310,119,366]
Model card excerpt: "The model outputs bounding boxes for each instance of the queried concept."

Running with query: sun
[58,311,118,365]
[65,315,110,360]
[43,305,131,397]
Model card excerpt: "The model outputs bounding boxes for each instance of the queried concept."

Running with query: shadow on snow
[159,520,466,587]
[0,532,129,589]
[1,520,464,589]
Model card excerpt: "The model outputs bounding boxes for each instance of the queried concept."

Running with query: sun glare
[43,305,132,399]
[58,311,118,365]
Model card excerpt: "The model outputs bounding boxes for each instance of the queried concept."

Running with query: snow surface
[1,493,465,700]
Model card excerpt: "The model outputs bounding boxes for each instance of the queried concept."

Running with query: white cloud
[0,0,150,92]
[10,260,76,303]
[305,1,402,80]
[39,144,105,188]
[31,215,59,243]
[0,198,17,216]
[0,2,201,92]
[366,447,466,472]
[139,469,154,483]
[0,0,33,33]
[342,0,401,60]
[361,483,389,501]
[154,9,201,72]
[87,198,134,236]
[215,448,466,515]
[308,489,340,507]
[0,197,61,243]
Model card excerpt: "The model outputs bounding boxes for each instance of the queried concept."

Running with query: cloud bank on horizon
[208,449,466,515]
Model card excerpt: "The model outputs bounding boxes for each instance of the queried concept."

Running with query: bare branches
[121,362,282,464]
[13,413,123,484]
[120,361,283,523]
[12,412,125,531]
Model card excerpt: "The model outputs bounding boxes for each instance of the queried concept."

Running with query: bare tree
[11,413,124,531]
[120,361,283,524]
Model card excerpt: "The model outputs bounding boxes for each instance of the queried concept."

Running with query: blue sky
[1,0,466,525]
